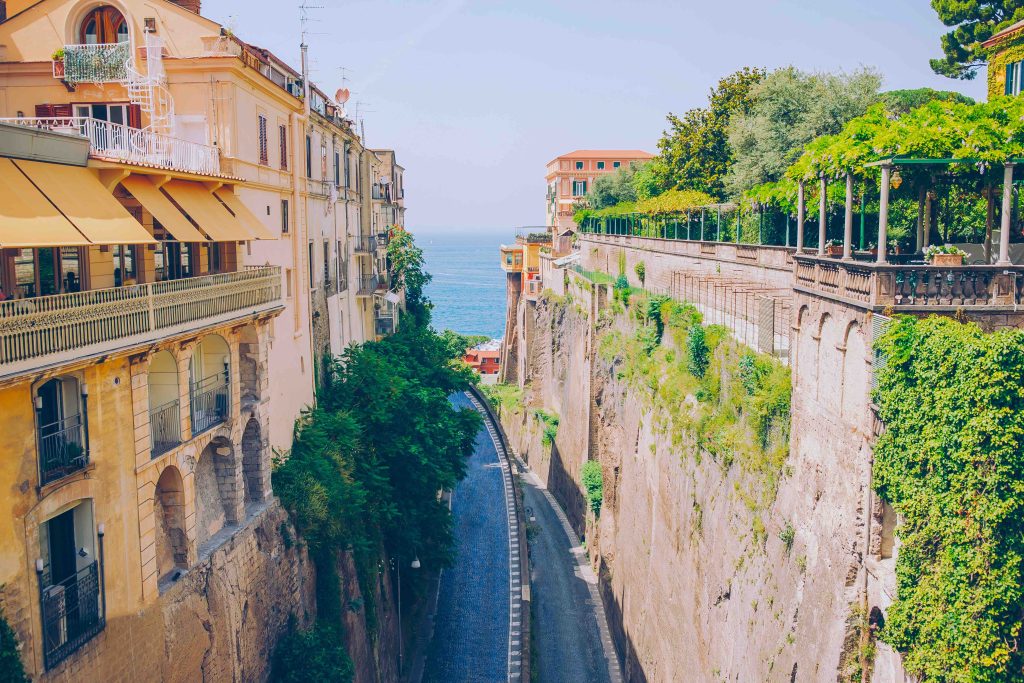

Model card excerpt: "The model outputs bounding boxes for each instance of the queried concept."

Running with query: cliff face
[502,282,876,682]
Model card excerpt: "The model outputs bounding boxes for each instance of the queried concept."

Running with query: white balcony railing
[57,42,130,83]
[0,267,281,377]
[0,117,220,175]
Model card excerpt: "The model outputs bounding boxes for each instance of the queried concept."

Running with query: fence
[59,42,130,83]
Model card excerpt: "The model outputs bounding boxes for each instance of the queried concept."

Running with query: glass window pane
[15,248,36,297]
[39,249,58,296]
[61,247,81,292]
[109,106,125,126]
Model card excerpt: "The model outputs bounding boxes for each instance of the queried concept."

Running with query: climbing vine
[581,461,604,515]
[873,315,1024,682]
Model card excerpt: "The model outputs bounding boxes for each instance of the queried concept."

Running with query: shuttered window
[1006,61,1024,96]
[257,114,269,165]
[279,124,288,170]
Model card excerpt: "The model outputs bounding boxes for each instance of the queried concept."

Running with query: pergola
[792,157,1020,265]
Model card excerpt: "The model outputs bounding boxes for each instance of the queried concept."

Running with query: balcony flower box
[824,241,843,258]
[924,244,967,266]
[930,253,964,266]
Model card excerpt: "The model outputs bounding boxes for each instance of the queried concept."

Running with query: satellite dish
[335,88,350,104]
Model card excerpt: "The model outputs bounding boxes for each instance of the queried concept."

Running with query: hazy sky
[203,0,986,233]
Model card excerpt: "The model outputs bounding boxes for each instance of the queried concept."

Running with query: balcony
[0,117,221,175]
[55,42,130,84]
[353,235,378,253]
[38,413,87,486]
[0,267,282,381]
[40,560,105,670]
[793,256,1024,311]
[190,373,228,435]
[500,246,524,273]
[150,399,181,457]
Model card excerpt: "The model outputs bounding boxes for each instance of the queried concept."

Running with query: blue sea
[420,230,507,340]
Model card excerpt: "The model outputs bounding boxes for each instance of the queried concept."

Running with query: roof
[984,18,1024,47]
[548,150,654,165]
[469,339,502,353]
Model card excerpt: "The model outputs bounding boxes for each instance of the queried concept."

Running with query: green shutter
[1007,63,1016,96]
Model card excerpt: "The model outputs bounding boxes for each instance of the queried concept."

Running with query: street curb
[465,384,531,683]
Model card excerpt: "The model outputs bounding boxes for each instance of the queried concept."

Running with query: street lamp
[395,555,421,675]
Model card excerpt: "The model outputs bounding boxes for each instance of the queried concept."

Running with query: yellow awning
[121,176,208,243]
[214,188,276,240]
[14,159,156,245]
[162,180,251,242]
[0,159,89,248]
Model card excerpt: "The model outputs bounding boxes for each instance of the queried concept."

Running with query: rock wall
[501,272,881,682]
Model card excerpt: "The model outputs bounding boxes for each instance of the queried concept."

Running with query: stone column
[818,175,828,256]
[796,180,805,253]
[998,162,1015,266]
[843,173,854,260]
[916,186,926,254]
[877,165,892,265]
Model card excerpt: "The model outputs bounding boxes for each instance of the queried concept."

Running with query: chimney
[169,0,201,14]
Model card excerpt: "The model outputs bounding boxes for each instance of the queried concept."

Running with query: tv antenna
[298,1,323,44]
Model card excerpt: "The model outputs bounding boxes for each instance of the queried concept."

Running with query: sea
[420,230,507,341]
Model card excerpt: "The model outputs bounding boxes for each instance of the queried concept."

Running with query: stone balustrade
[581,233,795,272]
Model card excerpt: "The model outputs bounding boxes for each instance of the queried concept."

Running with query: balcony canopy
[120,176,208,243]
[213,188,275,240]
[15,159,155,245]
[0,158,88,248]
[162,181,252,242]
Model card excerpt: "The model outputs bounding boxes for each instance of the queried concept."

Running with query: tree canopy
[930,0,1024,80]
[588,163,643,209]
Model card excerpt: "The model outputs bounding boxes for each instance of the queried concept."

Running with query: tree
[588,164,643,209]
[930,0,1024,80]
[656,67,765,200]
[726,67,882,197]
[386,227,431,324]
[879,88,974,115]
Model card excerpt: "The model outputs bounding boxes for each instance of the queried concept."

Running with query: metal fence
[190,373,228,435]
[38,413,87,486]
[150,399,181,457]
[40,560,105,670]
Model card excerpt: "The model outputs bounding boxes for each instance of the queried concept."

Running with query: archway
[148,350,180,456]
[79,5,129,44]
[189,335,230,435]
[194,439,240,549]
[238,325,260,405]
[241,418,264,505]
[154,466,187,580]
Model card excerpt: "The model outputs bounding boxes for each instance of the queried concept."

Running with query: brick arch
[795,304,811,331]
[154,465,188,580]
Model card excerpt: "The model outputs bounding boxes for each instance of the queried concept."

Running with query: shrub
[481,383,524,415]
[779,522,795,554]
[634,261,646,288]
[581,461,604,515]
[271,618,353,683]
[0,610,27,683]
[687,325,710,378]
[534,410,560,447]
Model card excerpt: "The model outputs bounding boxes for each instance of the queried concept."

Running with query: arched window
[80,6,129,45]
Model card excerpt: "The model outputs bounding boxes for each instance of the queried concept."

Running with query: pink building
[545,149,654,243]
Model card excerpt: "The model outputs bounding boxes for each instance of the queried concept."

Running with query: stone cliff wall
[501,269,883,682]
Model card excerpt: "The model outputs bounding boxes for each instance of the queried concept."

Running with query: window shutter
[35,104,56,117]
[128,104,142,128]
[1007,64,1015,95]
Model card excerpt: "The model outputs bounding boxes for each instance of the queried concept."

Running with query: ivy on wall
[986,41,1024,102]
[873,315,1024,682]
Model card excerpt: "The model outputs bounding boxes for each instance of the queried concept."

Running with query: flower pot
[929,253,964,266]
[826,245,843,258]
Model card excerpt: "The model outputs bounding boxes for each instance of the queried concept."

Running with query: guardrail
[57,42,130,83]
[793,256,1024,310]
[0,116,221,175]
[580,233,795,272]
[0,267,281,375]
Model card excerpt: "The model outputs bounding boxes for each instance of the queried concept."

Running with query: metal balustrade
[150,399,181,457]
[190,373,228,435]
[40,560,105,670]
[353,235,378,253]
[0,267,281,373]
[57,42,130,83]
[38,413,87,486]
[357,275,378,295]
[0,116,220,175]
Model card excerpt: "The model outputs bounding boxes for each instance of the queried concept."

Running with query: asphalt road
[423,392,510,683]
[520,467,621,683]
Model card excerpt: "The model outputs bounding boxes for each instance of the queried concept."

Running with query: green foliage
[588,163,643,209]
[726,66,882,197]
[271,618,354,683]
[443,331,490,350]
[687,325,710,378]
[656,67,766,200]
[581,460,604,515]
[386,227,431,324]
[634,261,646,287]
[632,158,671,200]
[929,1,1024,79]
[873,315,1024,681]
[0,609,27,683]
[879,88,975,115]
[779,522,795,554]
[617,250,627,278]
[534,409,560,446]
[481,382,524,415]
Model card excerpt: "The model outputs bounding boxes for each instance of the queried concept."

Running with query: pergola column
[818,175,827,256]
[998,162,1015,266]
[842,173,854,260]
[796,180,805,253]
[916,186,926,253]
[877,165,892,265]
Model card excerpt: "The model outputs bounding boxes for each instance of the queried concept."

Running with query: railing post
[998,163,1015,266]
[146,282,156,332]
[796,181,805,254]
[877,165,892,265]
[818,174,828,256]
[843,173,854,260]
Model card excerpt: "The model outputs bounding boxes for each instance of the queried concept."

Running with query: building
[0,0,408,677]
[545,149,653,244]
[984,19,1024,99]
[464,340,501,384]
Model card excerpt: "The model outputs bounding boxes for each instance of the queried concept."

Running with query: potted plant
[924,244,968,266]
[51,48,66,78]
[824,239,843,257]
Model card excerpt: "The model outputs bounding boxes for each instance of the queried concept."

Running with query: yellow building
[984,19,1024,99]
[500,228,551,302]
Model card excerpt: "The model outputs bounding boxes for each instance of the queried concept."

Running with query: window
[285,268,293,298]
[572,180,587,196]
[320,141,328,180]
[80,6,128,44]
[154,240,191,282]
[575,161,584,170]
[257,115,268,165]
[36,376,88,486]
[597,161,605,170]
[334,151,341,187]
[336,239,344,290]
[73,103,135,127]
[323,241,330,287]
[112,245,137,286]
[613,161,621,168]
[305,135,312,178]
[281,199,290,234]
[279,124,288,170]
[344,143,351,188]
[308,242,315,289]
[1006,61,1024,96]
[207,243,222,274]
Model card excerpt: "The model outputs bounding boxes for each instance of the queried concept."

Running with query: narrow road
[519,464,622,683]
[423,392,513,682]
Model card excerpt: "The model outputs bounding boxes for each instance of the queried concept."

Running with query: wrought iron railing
[40,560,105,670]
[353,235,378,253]
[0,116,220,175]
[150,399,181,457]
[357,275,378,295]
[57,42,130,83]
[190,373,229,435]
[38,413,87,486]
[0,267,281,372]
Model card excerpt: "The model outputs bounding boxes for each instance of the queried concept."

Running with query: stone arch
[65,1,134,46]
[794,307,819,393]
[148,350,181,456]
[795,304,810,331]
[194,437,242,549]
[154,466,187,580]
[818,314,843,405]
[189,334,231,436]
[841,319,869,429]
[241,417,267,505]
[238,324,261,406]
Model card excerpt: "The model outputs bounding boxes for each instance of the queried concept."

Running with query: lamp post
[395,554,421,677]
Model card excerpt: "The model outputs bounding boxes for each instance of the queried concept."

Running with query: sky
[202,0,987,234]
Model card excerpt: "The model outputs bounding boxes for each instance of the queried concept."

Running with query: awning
[214,188,275,240]
[0,158,89,248]
[14,159,156,245]
[162,180,252,242]
[120,176,208,243]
